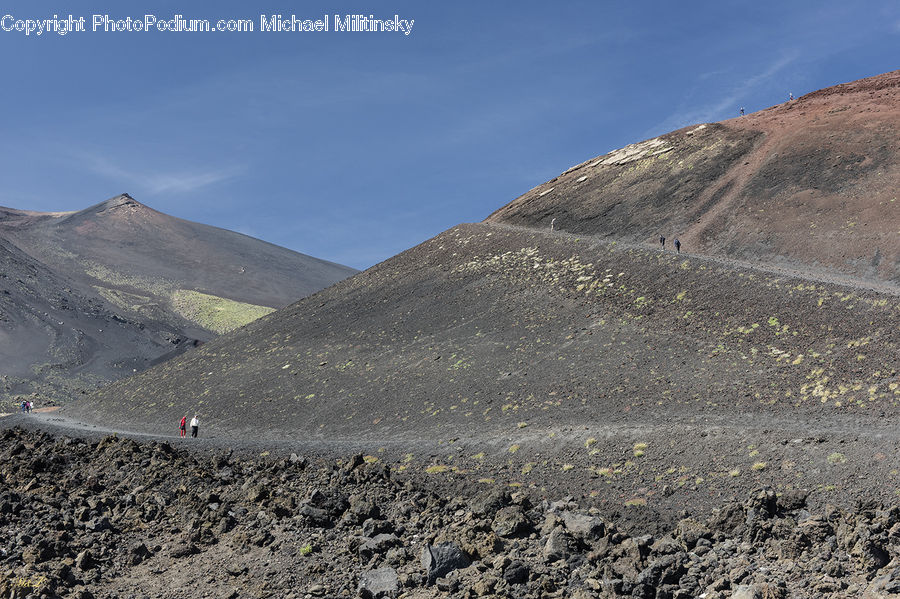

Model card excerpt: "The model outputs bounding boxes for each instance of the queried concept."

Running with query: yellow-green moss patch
[171,289,275,334]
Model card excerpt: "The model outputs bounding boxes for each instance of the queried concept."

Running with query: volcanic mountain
[488,70,900,284]
[62,71,900,518]
[0,194,356,405]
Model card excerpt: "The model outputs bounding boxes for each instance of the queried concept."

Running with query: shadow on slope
[0,235,189,405]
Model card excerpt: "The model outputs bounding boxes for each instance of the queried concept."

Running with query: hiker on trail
[190,415,199,438]
[179,415,187,438]
[789,92,793,101]
[20,401,27,413]
[659,235,666,249]
[674,238,681,253]
[740,107,745,116]
[550,217,556,232]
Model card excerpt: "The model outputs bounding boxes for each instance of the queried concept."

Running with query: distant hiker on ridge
[674,238,681,253]
[740,107,744,116]
[789,92,793,101]
[179,415,187,438]
[659,235,666,249]
[190,415,200,438]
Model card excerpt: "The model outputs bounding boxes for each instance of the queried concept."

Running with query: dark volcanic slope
[64,222,900,515]
[0,194,356,407]
[487,70,900,283]
[0,234,178,402]
[67,221,900,434]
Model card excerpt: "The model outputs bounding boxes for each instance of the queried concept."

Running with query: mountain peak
[100,193,144,210]
[75,194,161,224]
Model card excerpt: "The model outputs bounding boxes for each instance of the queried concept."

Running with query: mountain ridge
[0,193,356,407]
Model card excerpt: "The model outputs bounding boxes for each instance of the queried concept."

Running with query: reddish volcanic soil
[488,70,900,285]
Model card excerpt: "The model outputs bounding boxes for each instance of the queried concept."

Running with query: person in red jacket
[179,415,187,438]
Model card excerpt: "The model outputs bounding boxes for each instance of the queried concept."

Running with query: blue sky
[0,1,897,269]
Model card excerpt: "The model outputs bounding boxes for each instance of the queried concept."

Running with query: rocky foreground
[1,428,900,599]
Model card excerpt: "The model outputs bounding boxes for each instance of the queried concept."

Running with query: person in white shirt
[190,415,200,438]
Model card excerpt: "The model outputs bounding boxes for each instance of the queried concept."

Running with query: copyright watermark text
[0,13,415,36]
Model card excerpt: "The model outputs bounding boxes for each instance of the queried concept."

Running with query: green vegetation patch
[171,289,275,334]
[827,452,847,465]
[85,262,174,296]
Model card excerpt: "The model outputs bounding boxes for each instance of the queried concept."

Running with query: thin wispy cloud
[72,151,240,195]
[698,68,733,81]
[145,171,235,195]
[646,52,799,138]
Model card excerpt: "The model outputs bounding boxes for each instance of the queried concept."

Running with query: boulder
[563,512,606,541]
[297,503,333,527]
[344,453,364,472]
[470,488,511,517]
[731,585,759,599]
[745,489,778,525]
[676,518,711,550]
[359,534,401,562]
[650,534,682,555]
[620,534,652,562]
[636,554,686,587]
[854,539,891,572]
[307,584,326,597]
[543,526,577,563]
[359,567,400,599]
[361,518,393,537]
[346,495,381,524]
[473,575,499,595]
[246,485,269,503]
[708,502,744,533]
[74,549,94,571]
[491,506,528,537]
[798,514,833,544]
[85,516,112,532]
[129,541,152,566]
[503,560,529,585]
[776,489,808,512]
[421,542,470,585]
